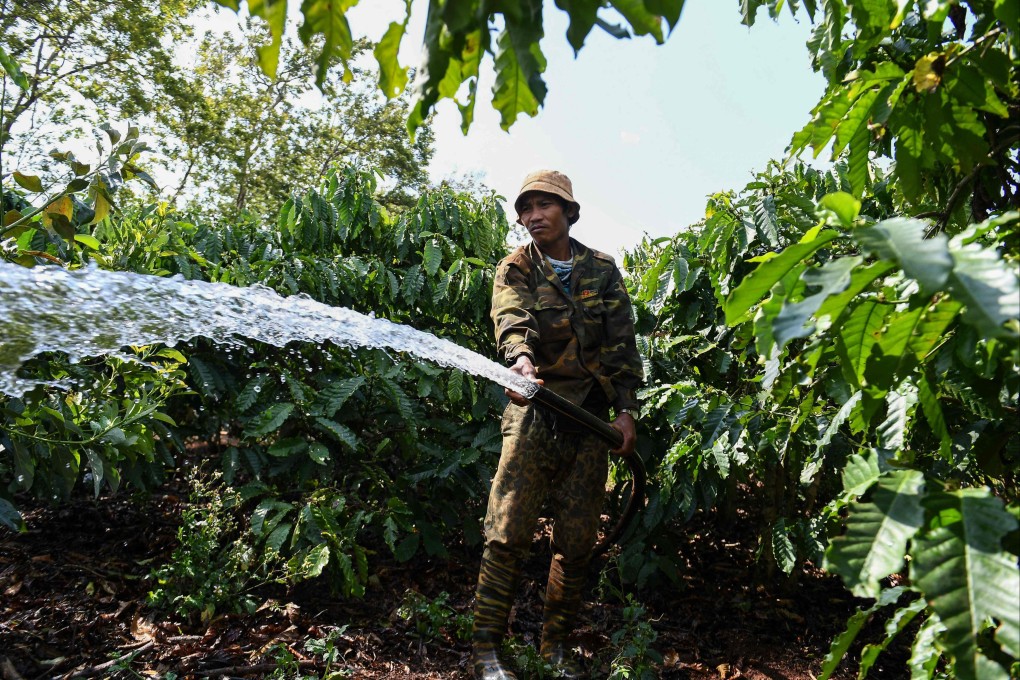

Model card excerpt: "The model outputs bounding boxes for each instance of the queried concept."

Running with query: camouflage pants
[482,402,609,569]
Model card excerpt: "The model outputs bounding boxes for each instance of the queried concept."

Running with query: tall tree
[155,24,434,217]
[0,0,199,167]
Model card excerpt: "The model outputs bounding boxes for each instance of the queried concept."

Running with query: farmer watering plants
[471,170,644,679]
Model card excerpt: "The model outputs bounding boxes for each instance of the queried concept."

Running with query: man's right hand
[506,355,542,406]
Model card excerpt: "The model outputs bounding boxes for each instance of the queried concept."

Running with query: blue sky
[347,1,826,257]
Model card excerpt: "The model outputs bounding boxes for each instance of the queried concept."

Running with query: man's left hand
[609,412,636,457]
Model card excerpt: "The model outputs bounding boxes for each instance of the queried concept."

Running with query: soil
[0,479,910,680]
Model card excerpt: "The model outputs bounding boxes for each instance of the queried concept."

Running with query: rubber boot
[540,557,587,679]
[471,552,521,680]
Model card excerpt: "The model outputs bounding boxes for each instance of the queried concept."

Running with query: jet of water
[0,264,538,399]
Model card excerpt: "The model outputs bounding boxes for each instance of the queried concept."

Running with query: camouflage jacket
[491,238,643,412]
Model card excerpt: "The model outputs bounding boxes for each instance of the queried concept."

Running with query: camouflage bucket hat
[514,169,581,225]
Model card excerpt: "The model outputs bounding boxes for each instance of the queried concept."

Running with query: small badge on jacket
[579,289,599,299]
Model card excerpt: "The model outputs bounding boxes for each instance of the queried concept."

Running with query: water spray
[0,263,644,552]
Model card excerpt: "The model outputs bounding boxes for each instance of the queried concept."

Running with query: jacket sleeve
[601,265,644,412]
[491,261,538,365]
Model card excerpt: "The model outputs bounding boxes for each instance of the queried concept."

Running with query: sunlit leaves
[825,469,925,598]
[724,229,838,324]
[946,233,1020,339]
[852,218,952,294]
[0,44,29,90]
[818,588,909,680]
[12,172,43,193]
[492,18,547,131]
[242,0,288,79]
[220,0,676,134]
[374,1,412,98]
[608,0,665,42]
[773,256,860,351]
[912,490,1020,680]
[297,0,359,85]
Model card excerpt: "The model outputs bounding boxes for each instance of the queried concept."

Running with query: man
[471,170,643,679]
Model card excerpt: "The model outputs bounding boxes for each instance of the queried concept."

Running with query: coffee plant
[618,0,1019,676]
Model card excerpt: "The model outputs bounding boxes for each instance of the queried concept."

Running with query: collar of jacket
[525,237,593,298]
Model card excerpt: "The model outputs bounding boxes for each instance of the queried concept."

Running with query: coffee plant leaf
[245,402,295,438]
[724,229,838,324]
[825,469,925,599]
[946,238,1020,340]
[858,596,927,678]
[911,489,1020,680]
[908,613,946,680]
[374,11,410,99]
[818,586,908,680]
[852,218,952,294]
[0,498,25,532]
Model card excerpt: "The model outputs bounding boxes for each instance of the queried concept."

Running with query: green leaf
[236,375,269,414]
[252,498,292,535]
[645,0,686,32]
[841,449,882,498]
[394,532,420,562]
[423,238,443,276]
[946,237,1020,339]
[908,614,946,680]
[245,402,295,438]
[912,489,1020,680]
[406,1,457,138]
[89,186,114,225]
[876,380,918,451]
[825,469,925,598]
[265,522,292,553]
[845,113,871,198]
[73,234,101,250]
[853,218,952,294]
[268,436,307,457]
[314,417,358,450]
[249,0,289,79]
[772,518,797,575]
[374,2,411,98]
[491,26,546,131]
[302,543,331,578]
[308,442,330,465]
[862,306,925,392]
[774,256,861,351]
[298,0,358,86]
[318,376,364,417]
[818,192,861,227]
[554,0,602,52]
[725,230,839,324]
[818,587,907,680]
[0,498,25,532]
[802,391,862,485]
[858,597,927,678]
[907,298,962,361]
[0,44,30,90]
[608,0,665,42]
[816,260,896,324]
[916,374,951,460]
[98,122,121,146]
[13,172,44,193]
[836,300,891,388]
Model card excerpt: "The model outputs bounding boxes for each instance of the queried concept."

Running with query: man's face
[517,191,570,251]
